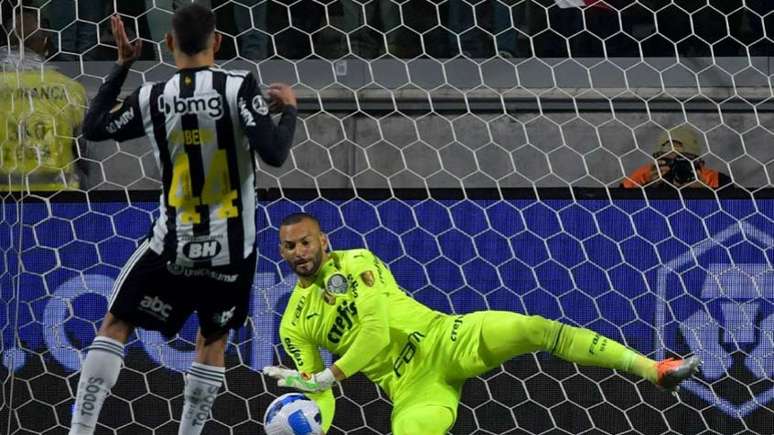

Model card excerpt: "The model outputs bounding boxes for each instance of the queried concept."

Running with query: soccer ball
[263,392,323,435]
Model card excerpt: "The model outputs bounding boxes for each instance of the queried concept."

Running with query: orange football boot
[656,356,702,392]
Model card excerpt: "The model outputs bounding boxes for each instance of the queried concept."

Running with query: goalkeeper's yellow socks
[631,353,659,383]
[549,323,658,383]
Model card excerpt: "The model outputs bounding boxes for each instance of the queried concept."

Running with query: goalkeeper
[264,213,701,434]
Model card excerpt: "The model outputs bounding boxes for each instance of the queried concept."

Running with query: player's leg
[390,352,461,435]
[69,241,156,435]
[68,313,133,435]
[478,311,699,390]
[392,405,455,435]
[178,252,255,435]
[178,329,229,435]
[70,242,194,435]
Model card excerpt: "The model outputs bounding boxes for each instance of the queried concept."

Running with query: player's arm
[330,251,391,379]
[82,15,144,142]
[271,325,336,432]
[236,73,296,167]
[81,68,144,142]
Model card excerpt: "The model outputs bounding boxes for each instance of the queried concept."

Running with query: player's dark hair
[280,213,321,229]
[171,3,215,56]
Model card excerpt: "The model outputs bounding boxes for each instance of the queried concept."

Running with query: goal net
[1,0,773,434]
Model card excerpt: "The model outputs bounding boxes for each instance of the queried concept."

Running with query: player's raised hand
[110,15,142,66]
[267,83,297,113]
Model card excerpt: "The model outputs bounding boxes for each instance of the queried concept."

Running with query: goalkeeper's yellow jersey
[0,56,86,190]
[278,248,448,429]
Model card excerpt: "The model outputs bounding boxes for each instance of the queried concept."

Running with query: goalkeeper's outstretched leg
[477,311,701,392]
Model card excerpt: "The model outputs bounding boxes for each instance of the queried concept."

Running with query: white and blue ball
[263,392,323,435]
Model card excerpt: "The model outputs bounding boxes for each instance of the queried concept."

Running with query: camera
[661,156,696,184]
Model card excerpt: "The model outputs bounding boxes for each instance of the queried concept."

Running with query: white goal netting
[1,0,773,434]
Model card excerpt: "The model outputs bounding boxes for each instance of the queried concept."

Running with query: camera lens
[671,157,695,184]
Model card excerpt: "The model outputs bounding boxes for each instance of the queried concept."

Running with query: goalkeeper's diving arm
[277,327,336,432]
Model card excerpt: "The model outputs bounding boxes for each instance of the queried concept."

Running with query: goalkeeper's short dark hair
[280,213,321,230]
[171,3,216,56]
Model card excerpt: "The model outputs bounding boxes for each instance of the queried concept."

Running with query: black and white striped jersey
[83,63,296,267]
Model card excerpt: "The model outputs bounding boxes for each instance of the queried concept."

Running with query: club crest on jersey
[325,273,348,295]
[182,240,222,260]
[158,92,224,119]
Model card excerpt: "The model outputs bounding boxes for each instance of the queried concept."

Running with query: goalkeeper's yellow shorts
[390,311,513,434]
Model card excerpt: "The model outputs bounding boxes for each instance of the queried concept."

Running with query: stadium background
[2,0,774,434]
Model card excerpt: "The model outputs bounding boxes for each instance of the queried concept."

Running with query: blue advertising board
[1,195,772,433]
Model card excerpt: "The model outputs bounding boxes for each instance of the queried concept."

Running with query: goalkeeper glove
[262,366,336,393]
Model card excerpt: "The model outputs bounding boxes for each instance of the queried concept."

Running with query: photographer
[621,126,732,189]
